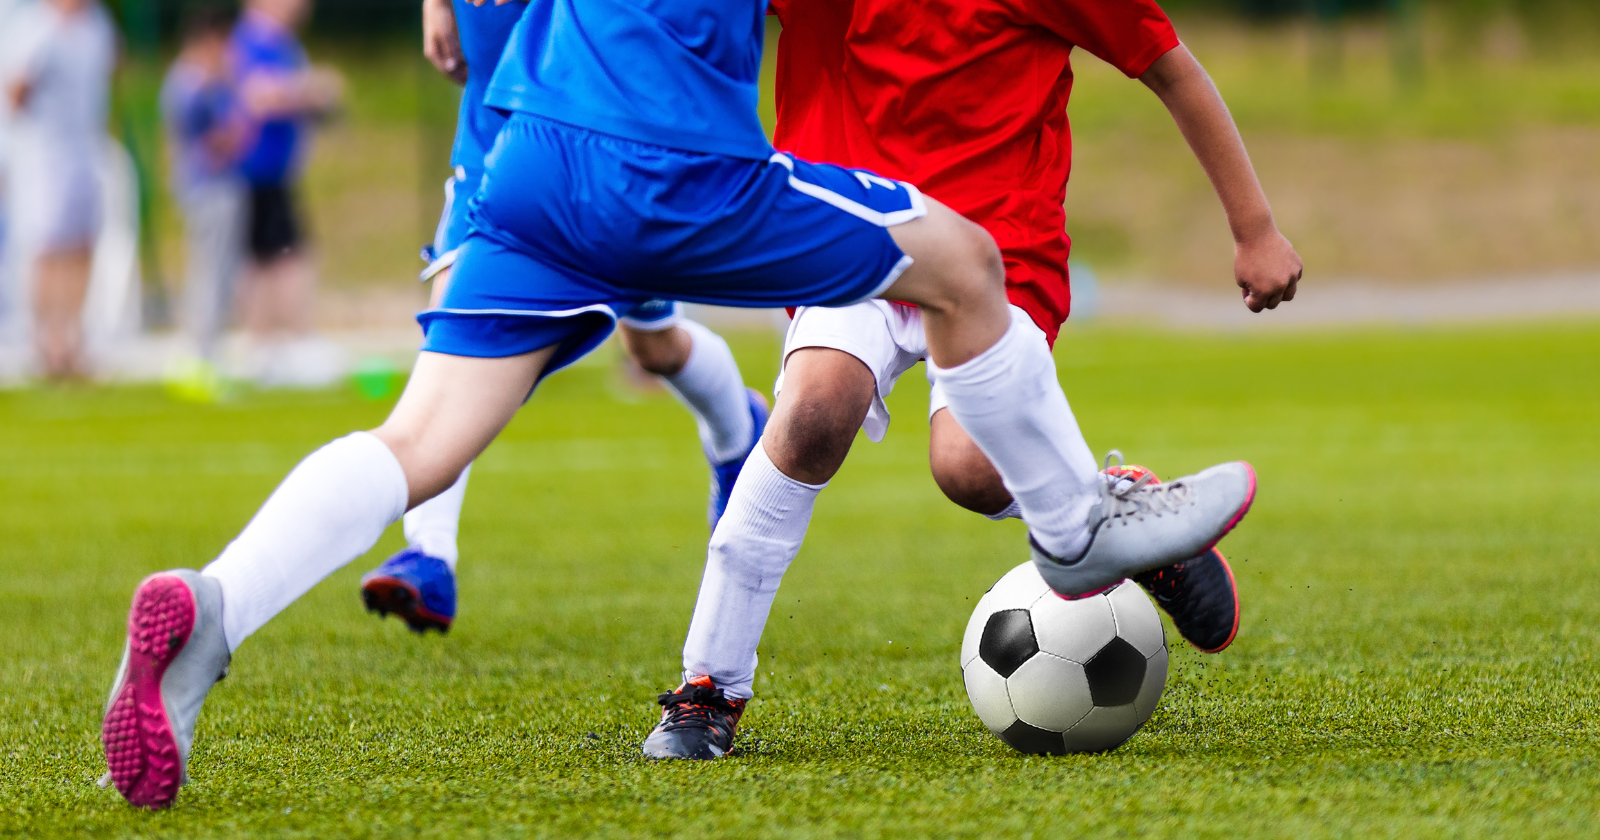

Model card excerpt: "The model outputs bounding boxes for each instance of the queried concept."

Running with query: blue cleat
[708,388,770,529]
[360,548,456,633]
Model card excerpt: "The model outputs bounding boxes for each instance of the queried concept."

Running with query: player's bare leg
[32,247,93,380]
[646,347,874,759]
[360,266,472,632]
[103,347,552,808]
[364,268,767,632]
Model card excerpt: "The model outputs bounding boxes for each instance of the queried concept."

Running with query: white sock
[661,320,755,463]
[203,431,408,650]
[403,463,470,569]
[680,443,824,700]
[930,307,1100,559]
[985,500,1022,521]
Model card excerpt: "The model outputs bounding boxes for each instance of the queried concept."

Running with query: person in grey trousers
[161,6,249,367]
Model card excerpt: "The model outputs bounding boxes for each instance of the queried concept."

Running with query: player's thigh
[374,347,555,506]
[880,196,1005,313]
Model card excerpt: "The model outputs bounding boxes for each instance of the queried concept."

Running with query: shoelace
[656,684,738,732]
[1098,450,1193,521]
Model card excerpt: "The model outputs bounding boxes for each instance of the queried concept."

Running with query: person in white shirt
[0,0,116,379]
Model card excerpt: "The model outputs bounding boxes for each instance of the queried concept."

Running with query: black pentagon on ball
[1083,636,1146,706]
[1000,720,1066,756]
[978,609,1038,678]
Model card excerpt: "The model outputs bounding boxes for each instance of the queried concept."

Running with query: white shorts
[774,299,942,442]
[8,133,101,253]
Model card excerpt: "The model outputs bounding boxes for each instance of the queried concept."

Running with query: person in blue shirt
[230,0,342,383]
[357,0,770,637]
[100,0,1283,808]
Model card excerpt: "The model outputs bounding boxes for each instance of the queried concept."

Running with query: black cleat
[1133,547,1240,653]
[642,676,745,760]
[1101,459,1240,654]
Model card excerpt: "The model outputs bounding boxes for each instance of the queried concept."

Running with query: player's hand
[1235,230,1302,312]
[423,0,469,84]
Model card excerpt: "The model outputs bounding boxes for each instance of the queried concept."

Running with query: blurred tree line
[95,0,1600,45]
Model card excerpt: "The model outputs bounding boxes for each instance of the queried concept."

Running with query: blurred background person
[161,4,248,386]
[231,0,343,385]
[0,0,21,364]
[0,0,117,381]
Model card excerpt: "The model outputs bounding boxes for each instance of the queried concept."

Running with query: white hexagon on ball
[1028,590,1117,663]
[1005,652,1093,732]
[961,658,1017,734]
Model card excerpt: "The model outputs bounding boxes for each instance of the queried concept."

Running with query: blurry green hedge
[100,0,1600,46]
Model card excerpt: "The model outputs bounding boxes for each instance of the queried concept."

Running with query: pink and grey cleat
[1031,454,1256,598]
[100,569,230,809]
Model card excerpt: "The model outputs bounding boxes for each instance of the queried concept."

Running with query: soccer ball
[960,563,1167,755]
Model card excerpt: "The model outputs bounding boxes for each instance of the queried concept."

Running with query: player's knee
[921,214,1005,315]
[765,394,866,484]
[621,326,689,376]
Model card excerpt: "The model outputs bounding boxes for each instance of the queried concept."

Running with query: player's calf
[929,407,1012,516]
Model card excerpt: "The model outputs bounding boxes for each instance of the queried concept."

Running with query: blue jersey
[449,0,525,179]
[231,12,308,186]
[484,0,771,161]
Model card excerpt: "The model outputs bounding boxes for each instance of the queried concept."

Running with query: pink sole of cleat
[102,574,195,809]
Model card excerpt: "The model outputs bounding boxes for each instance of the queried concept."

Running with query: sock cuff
[719,443,825,544]
[928,307,1049,408]
[344,431,410,522]
[748,442,828,493]
[984,500,1023,521]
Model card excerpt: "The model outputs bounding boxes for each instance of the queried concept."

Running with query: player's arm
[1140,45,1302,312]
[240,66,344,121]
[423,0,468,85]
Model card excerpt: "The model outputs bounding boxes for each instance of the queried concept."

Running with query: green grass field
[2,323,1598,838]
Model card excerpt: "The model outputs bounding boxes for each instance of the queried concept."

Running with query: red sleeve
[767,0,787,19]
[1028,0,1180,79]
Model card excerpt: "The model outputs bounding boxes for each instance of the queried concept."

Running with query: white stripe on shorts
[768,153,928,228]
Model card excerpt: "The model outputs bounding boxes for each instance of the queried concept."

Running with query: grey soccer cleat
[1031,459,1257,598]
[100,569,230,809]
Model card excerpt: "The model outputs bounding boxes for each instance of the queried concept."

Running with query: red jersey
[769,0,1179,343]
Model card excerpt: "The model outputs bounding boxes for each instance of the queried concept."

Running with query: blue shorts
[420,166,683,336]
[419,113,924,376]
